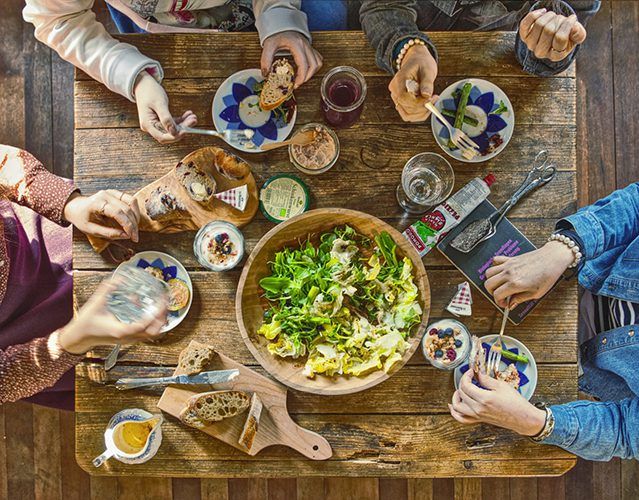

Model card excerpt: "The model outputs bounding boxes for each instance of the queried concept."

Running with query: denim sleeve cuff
[560,211,603,260]
[387,32,437,75]
[515,37,579,76]
[540,404,579,447]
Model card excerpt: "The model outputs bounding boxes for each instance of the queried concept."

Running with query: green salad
[257,226,423,378]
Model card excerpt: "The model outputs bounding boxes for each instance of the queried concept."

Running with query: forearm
[253,0,310,44]
[22,0,163,101]
[359,0,436,74]
[558,183,639,260]
[0,330,83,403]
[541,398,639,460]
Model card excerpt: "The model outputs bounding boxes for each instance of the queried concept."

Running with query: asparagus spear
[496,346,529,364]
[442,108,478,127]
[447,82,472,149]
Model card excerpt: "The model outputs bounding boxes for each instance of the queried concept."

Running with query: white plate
[453,334,537,400]
[431,78,514,163]
[113,251,193,333]
[213,68,297,153]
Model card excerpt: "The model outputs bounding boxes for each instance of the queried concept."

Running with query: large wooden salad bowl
[236,208,431,395]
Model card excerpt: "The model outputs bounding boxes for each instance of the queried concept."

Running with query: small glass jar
[320,66,367,129]
[288,123,340,175]
[193,221,245,271]
[422,319,472,370]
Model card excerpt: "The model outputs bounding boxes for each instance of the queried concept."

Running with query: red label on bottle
[422,210,446,231]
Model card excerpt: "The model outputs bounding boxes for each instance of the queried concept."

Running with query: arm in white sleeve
[252,0,311,44]
[23,0,163,101]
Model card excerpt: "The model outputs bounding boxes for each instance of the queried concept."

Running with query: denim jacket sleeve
[515,0,601,76]
[542,398,639,460]
[557,183,639,261]
[359,0,437,74]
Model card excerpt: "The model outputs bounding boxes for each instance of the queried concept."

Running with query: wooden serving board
[88,147,259,253]
[157,341,332,460]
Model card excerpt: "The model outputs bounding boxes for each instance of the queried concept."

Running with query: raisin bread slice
[259,59,295,111]
[175,161,217,204]
[145,186,187,221]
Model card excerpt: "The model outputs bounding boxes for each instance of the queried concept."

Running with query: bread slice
[259,59,295,111]
[469,336,486,375]
[175,160,216,204]
[179,407,206,429]
[238,393,263,451]
[177,345,215,375]
[145,185,187,221]
[213,148,250,180]
[187,390,251,422]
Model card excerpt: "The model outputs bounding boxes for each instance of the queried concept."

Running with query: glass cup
[396,152,454,214]
[320,66,367,128]
[107,265,168,324]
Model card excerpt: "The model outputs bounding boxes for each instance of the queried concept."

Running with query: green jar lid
[259,174,310,224]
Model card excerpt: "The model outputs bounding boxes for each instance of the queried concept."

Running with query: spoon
[259,129,317,151]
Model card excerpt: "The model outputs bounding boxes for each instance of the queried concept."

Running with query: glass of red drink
[320,66,367,128]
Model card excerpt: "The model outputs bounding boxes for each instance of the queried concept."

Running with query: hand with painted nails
[449,369,546,437]
[63,190,141,242]
[519,8,587,62]
[59,278,168,355]
[484,241,575,308]
[133,71,197,144]
[389,44,438,122]
[261,31,323,89]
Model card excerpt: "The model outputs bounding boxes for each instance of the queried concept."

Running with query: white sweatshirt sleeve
[252,0,311,44]
[23,0,163,101]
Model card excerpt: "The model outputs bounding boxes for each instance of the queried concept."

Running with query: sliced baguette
[238,393,263,451]
[259,59,295,111]
[177,345,215,375]
[187,390,251,422]
[179,407,206,429]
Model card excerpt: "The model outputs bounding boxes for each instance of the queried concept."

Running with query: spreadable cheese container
[259,174,310,223]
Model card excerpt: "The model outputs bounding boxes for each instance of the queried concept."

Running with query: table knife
[114,369,240,390]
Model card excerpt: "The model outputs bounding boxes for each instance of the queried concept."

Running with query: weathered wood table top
[74,31,578,478]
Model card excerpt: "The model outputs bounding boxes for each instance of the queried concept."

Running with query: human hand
[389,44,438,122]
[449,369,546,436]
[519,8,587,62]
[59,278,168,355]
[63,190,141,242]
[484,241,574,308]
[133,71,197,144]
[261,31,323,88]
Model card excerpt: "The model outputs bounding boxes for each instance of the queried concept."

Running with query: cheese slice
[213,185,248,212]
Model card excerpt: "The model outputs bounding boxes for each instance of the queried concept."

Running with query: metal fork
[104,344,120,371]
[425,102,480,160]
[487,304,510,376]
[178,125,254,147]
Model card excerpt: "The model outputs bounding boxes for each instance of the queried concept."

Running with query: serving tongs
[450,150,556,253]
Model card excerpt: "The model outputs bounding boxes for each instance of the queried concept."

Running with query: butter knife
[114,369,239,390]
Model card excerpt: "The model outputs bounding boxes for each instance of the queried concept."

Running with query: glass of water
[107,265,168,325]
[396,152,454,214]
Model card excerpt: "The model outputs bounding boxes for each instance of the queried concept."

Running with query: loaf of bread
[212,148,250,180]
[259,59,295,111]
[187,390,251,422]
[145,186,187,221]
[175,161,217,204]
[177,345,215,375]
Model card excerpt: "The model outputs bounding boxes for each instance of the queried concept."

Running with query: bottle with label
[403,174,495,257]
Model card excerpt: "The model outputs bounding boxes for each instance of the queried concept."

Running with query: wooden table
[74,31,578,478]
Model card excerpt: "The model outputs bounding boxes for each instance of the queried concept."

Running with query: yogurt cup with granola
[422,319,471,370]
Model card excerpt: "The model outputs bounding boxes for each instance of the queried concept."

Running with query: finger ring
[98,200,108,215]
[551,47,569,54]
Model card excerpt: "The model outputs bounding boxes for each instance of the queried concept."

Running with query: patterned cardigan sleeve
[0,145,82,403]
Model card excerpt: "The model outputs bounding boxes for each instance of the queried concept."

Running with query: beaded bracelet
[530,405,555,443]
[548,232,583,269]
[395,38,426,71]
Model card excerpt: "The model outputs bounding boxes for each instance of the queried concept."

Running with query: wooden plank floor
[1,0,637,498]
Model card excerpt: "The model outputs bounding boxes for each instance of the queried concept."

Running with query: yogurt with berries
[422,319,471,370]
[193,221,244,271]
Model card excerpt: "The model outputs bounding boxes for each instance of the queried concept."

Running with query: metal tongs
[450,151,556,253]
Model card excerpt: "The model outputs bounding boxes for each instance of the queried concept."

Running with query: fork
[487,304,510,376]
[104,344,120,371]
[425,102,480,160]
[178,125,254,147]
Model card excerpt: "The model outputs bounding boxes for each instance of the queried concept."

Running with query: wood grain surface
[73,31,578,478]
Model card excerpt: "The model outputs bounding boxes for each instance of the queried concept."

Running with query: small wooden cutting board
[157,341,332,460]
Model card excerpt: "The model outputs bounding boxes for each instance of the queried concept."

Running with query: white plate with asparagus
[431,78,514,163]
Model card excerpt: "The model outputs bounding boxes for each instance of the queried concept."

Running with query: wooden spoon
[259,129,317,151]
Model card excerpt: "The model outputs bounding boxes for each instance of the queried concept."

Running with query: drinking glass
[396,153,454,214]
[107,265,168,324]
[320,66,367,128]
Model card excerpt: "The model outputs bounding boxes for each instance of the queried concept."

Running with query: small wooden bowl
[236,208,431,395]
